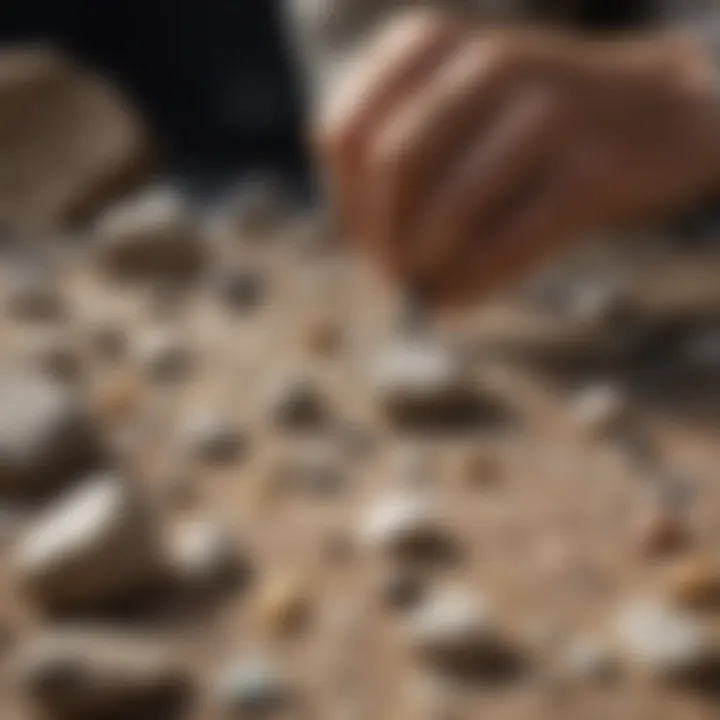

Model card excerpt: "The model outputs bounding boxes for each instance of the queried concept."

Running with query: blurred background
[0,2,716,720]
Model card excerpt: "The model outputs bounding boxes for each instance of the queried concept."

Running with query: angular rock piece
[133,328,191,382]
[95,187,204,281]
[0,47,151,232]
[214,657,290,715]
[181,414,245,464]
[405,588,515,673]
[359,492,447,555]
[15,472,160,611]
[19,629,187,718]
[371,338,479,426]
[614,599,717,679]
[0,372,100,497]
[267,375,328,430]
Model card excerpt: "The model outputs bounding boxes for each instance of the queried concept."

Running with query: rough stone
[133,328,191,382]
[614,598,716,678]
[0,372,100,497]
[214,657,290,715]
[213,265,265,312]
[19,628,187,718]
[371,338,476,425]
[360,492,446,554]
[0,47,151,232]
[15,472,160,611]
[95,187,204,281]
[664,556,720,609]
[181,414,245,464]
[254,574,310,636]
[168,519,238,587]
[405,587,510,667]
[267,375,328,430]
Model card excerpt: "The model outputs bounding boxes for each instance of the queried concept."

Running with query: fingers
[433,150,608,309]
[315,13,458,249]
[363,38,525,274]
[410,85,565,283]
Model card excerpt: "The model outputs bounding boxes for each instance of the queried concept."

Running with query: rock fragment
[182,414,245,464]
[213,265,265,312]
[0,372,100,497]
[359,492,447,555]
[15,472,160,611]
[635,506,688,558]
[214,656,290,715]
[19,628,187,718]
[614,598,717,678]
[571,382,627,436]
[557,637,618,683]
[95,187,204,281]
[3,267,63,321]
[133,328,191,382]
[665,556,720,609]
[371,338,478,425]
[254,574,310,636]
[267,375,328,430]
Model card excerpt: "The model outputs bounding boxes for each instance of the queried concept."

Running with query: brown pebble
[636,507,687,558]
[92,374,142,422]
[254,574,310,636]
[305,317,342,358]
[666,556,720,609]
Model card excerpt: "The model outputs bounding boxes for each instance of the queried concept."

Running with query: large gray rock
[15,472,161,611]
[19,628,188,718]
[0,372,100,497]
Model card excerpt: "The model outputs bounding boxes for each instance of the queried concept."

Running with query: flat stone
[571,382,627,436]
[181,414,245,464]
[168,519,238,587]
[614,598,716,678]
[15,472,160,611]
[405,588,509,667]
[95,187,204,281]
[214,657,290,715]
[19,628,187,717]
[133,329,191,382]
[3,267,63,321]
[664,556,720,609]
[371,339,476,425]
[267,375,327,430]
[359,492,446,555]
[0,372,100,497]
[213,265,265,312]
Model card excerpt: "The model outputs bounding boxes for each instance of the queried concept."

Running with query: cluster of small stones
[0,177,716,720]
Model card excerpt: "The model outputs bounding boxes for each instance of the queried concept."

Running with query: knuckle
[476,37,521,83]
[367,127,414,180]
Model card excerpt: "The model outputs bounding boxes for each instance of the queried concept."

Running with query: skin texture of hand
[316,13,720,309]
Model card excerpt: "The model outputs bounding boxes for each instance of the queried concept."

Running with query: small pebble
[665,556,720,609]
[270,442,345,497]
[635,506,688,558]
[134,329,190,382]
[304,316,342,357]
[267,375,327,430]
[254,574,309,636]
[378,568,424,611]
[214,265,265,312]
[572,382,627,436]
[558,637,618,683]
[26,331,81,382]
[614,598,715,677]
[405,587,508,665]
[359,492,445,554]
[214,657,289,714]
[457,446,501,489]
[4,267,63,321]
[169,519,238,587]
[182,414,245,464]
[92,373,141,423]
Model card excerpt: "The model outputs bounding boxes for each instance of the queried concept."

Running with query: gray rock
[378,568,424,611]
[3,267,63,321]
[371,339,476,424]
[182,414,245,463]
[19,628,187,718]
[405,588,509,666]
[571,382,627,436]
[133,329,190,382]
[15,472,160,610]
[359,492,444,553]
[214,657,289,715]
[558,637,618,682]
[213,265,265,312]
[0,372,100,497]
[168,519,238,586]
[614,599,717,678]
[95,187,205,281]
[267,375,327,430]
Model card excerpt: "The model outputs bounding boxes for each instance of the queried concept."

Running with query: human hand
[316,13,720,308]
